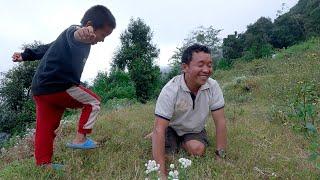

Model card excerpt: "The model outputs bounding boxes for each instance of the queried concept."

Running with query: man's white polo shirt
[155,74,225,136]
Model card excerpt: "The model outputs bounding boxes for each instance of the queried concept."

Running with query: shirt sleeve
[21,43,52,61]
[209,81,225,111]
[155,86,176,121]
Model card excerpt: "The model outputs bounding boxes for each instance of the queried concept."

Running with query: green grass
[1,38,320,179]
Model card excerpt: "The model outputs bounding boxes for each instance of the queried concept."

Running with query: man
[151,44,227,176]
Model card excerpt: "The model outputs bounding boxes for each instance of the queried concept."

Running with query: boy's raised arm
[74,26,96,44]
[14,43,53,62]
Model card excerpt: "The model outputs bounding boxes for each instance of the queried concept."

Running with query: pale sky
[0,0,298,83]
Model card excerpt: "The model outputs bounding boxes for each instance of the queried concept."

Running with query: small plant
[144,160,160,180]
[288,81,320,169]
[288,81,318,134]
[168,158,192,180]
[144,158,192,180]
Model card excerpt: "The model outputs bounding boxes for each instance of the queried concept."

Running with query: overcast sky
[0,0,298,83]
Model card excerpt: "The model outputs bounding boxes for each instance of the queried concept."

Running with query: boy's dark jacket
[21,25,91,95]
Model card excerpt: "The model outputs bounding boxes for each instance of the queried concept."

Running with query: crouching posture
[151,44,227,176]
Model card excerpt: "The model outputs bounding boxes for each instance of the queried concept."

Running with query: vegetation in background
[222,0,320,62]
[112,18,161,103]
[92,70,136,103]
[0,41,41,136]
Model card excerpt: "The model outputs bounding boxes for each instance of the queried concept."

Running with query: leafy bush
[92,70,136,103]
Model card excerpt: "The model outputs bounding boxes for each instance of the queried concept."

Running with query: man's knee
[184,140,206,156]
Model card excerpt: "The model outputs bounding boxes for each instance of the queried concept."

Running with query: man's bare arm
[152,116,169,176]
[211,108,227,154]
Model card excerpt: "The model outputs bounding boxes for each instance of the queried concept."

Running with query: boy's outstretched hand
[74,26,96,44]
[12,52,23,62]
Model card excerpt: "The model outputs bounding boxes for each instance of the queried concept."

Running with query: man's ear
[85,21,93,27]
[181,63,188,73]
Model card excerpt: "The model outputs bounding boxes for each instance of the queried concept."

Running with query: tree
[222,31,244,60]
[241,17,274,60]
[92,70,136,103]
[301,0,320,37]
[112,18,160,103]
[278,0,320,38]
[271,14,305,48]
[0,41,41,134]
[167,26,222,81]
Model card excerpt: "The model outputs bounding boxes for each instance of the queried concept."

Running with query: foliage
[222,17,275,62]
[271,14,306,48]
[215,58,233,70]
[112,18,160,103]
[222,31,244,61]
[92,70,136,103]
[288,82,320,168]
[0,41,41,134]
[222,0,320,63]
[289,0,320,37]
[242,17,274,60]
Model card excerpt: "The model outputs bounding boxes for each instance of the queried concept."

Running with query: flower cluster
[145,160,160,174]
[178,158,192,168]
[144,158,191,180]
[168,164,179,180]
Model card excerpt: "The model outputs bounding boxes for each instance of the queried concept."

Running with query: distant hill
[281,0,320,37]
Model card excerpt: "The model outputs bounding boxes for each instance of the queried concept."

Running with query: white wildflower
[168,169,179,179]
[178,158,192,168]
[145,160,160,174]
[174,170,179,177]
[170,163,175,169]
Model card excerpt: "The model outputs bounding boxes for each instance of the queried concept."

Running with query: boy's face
[182,51,212,88]
[91,25,113,45]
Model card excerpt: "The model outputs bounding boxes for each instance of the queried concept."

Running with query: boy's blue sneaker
[41,163,64,171]
[51,163,64,170]
[66,138,97,149]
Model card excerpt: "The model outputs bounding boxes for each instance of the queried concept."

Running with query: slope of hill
[0,39,319,179]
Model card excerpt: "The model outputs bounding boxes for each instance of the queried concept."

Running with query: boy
[11,5,116,168]
[151,44,227,176]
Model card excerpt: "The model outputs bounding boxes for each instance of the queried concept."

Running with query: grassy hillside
[0,38,319,179]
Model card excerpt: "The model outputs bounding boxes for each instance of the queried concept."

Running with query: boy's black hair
[181,44,211,64]
[81,5,116,29]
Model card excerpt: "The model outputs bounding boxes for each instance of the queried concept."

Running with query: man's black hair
[81,5,116,29]
[181,44,211,64]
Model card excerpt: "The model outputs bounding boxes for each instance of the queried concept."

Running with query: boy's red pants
[33,85,100,165]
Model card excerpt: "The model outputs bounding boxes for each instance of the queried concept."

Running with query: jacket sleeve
[21,43,53,61]
[66,25,89,49]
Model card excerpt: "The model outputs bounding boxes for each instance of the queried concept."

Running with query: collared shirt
[155,74,225,136]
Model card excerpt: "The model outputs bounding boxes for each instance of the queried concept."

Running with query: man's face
[183,51,212,88]
[92,25,113,45]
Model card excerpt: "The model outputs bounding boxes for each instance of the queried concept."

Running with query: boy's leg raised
[33,96,65,165]
[65,86,101,142]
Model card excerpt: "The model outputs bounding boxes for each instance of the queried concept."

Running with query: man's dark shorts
[165,126,209,154]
